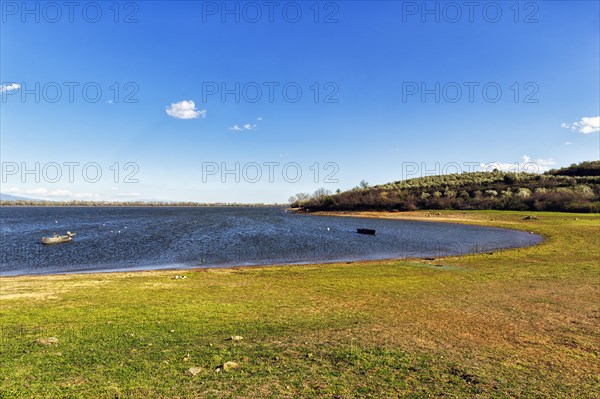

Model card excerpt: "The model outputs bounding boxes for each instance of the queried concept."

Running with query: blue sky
[1,0,599,203]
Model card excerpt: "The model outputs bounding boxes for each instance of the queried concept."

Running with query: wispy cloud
[5,187,100,199]
[481,155,556,173]
[521,155,556,168]
[561,116,599,134]
[0,83,20,93]
[41,189,98,199]
[166,100,206,119]
[4,187,144,201]
[229,123,257,131]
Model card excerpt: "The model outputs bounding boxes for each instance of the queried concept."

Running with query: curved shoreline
[1,210,546,278]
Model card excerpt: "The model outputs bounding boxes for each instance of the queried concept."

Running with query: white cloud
[25,188,49,195]
[564,141,572,145]
[3,187,142,201]
[522,155,555,168]
[46,189,73,197]
[48,190,99,199]
[165,100,206,119]
[481,155,556,173]
[229,123,257,131]
[115,192,141,198]
[17,187,99,199]
[257,117,263,121]
[0,83,20,93]
[561,116,599,134]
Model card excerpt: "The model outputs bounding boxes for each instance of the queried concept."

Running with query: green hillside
[295,161,600,213]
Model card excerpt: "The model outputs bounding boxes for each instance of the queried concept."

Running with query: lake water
[0,207,542,276]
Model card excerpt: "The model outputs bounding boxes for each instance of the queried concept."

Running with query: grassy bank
[1,211,599,398]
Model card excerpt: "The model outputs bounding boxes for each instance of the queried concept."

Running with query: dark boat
[357,228,376,235]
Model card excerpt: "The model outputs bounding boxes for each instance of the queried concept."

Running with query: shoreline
[1,210,547,279]
[305,209,541,226]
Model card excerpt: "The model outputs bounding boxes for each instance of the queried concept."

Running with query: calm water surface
[0,207,542,276]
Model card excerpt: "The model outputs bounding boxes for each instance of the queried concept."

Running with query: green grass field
[1,211,598,398]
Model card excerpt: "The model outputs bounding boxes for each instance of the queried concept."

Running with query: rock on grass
[215,361,239,372]
[35,337,59,346]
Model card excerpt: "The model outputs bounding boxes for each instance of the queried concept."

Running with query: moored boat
[42,231,76,245]
[357,228,376,235]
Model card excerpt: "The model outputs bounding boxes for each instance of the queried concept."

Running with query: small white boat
[42,231,75,245]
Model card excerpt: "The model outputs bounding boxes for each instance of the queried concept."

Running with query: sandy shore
[306,209,528,228]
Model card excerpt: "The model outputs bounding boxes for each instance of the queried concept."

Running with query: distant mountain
[0,193,40,201]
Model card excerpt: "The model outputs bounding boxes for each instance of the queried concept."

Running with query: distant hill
[0,193,41,201]
[294,161,600,213]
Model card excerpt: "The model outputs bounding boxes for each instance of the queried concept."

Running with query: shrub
[323,196,336,207]
[564,201,600,213]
